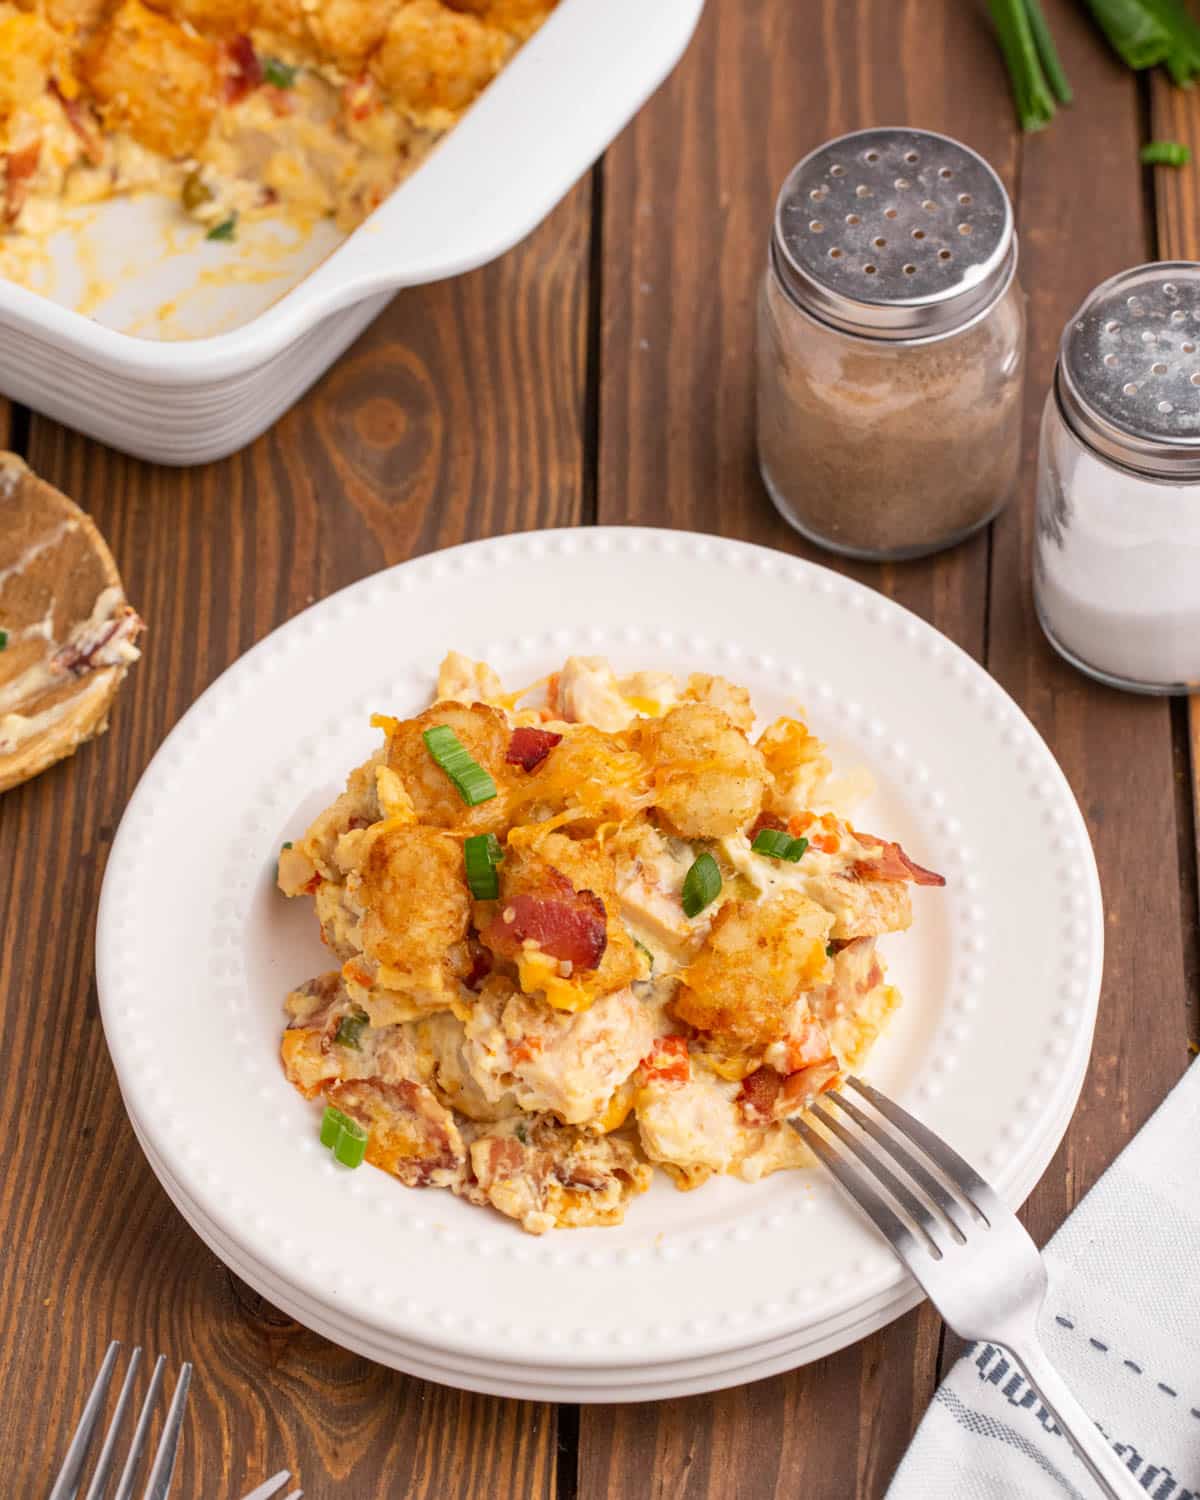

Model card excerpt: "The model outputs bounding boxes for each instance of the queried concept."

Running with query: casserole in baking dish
[0,0,705,462]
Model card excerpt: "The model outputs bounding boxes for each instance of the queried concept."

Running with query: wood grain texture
[1149,71,1200,986]
[0,180,590,1499]
[991,0,1191,1257]
[582,0,1020,1493]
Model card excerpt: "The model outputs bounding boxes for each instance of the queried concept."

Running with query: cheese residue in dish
[276,654,946,1234]
[0,0,558,248]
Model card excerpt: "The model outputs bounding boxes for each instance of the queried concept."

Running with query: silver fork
[792,1077,1144,1500]
[48,1342,192,1500]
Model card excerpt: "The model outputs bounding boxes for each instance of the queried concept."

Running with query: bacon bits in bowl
[96,529,1102,1400]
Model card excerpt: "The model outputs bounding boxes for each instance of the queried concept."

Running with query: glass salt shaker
[756,127,1026,560]
[1035,264,1200,694]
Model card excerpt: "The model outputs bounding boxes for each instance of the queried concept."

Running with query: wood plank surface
[0,182,591,1499]
[1149,71,1200,1017]
[1,1,1198,1496]
[580,0,1190,1493]
[985,7,1192,1267]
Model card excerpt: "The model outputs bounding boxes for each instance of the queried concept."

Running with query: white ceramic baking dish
[0,0,704,465]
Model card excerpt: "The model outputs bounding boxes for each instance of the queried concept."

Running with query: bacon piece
[506,726,563,773]
[482,869,608,970]
[49,81,104,166]
[852,832,945,887]
[3,142,41,226]
[748,811,788,840]
[327,1077,465,1188]
[463,940,493,992]
[53,605,143,677]
[738,1059,840,1125]
[639,1034,690,1084]
[223,35,262,103]
[737,1066,782,1125]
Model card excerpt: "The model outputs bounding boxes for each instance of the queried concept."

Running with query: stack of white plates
[97,530,1103,1401]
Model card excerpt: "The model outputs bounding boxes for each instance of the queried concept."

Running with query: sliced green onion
[989,0,1056,131]
[751,829,809,863]
[206,214,237,242]
[282,840,293,850]
[1082,0,1171,70]
[1024,0,1072,102]
[263,56,299,87]
[681,852,721,918]
[1141,139,1191,165]
[514,1120,529,1145]
[464,832,504,899]
[751,828,793,860]
[634,938,655,975]
[422,725,497,806]
[320,1104,368,1168]
[0,628,7,650]
[826,941,837,958]
[334,1008,369,1050]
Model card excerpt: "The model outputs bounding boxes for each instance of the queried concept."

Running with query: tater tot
[675,890,832,1049]
[351,822,471,983]
[385,700,510,834]
[637,703,767,838]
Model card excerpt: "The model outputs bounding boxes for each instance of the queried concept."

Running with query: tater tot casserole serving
[276,653,945,1235]
[0,0,557,237]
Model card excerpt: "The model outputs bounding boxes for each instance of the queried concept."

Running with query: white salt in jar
[1035,263,1200,694]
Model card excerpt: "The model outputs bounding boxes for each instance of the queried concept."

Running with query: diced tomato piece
[506,726,563,772]
[640,1034,690,1084]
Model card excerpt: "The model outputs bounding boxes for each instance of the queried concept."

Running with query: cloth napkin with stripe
[888,1059,1200,1500]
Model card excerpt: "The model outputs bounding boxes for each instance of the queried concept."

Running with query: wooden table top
[4,0,1199,1494]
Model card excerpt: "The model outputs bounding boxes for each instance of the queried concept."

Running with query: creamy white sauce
[0,672,112,754]
[0,585,139,718]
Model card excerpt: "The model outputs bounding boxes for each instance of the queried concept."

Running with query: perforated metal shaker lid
[772,127,1016,341]
[1056,263,1200,479]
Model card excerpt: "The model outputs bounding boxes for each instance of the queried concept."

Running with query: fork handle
[1003,1337,1145,1500]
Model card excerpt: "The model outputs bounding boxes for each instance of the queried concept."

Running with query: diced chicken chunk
[463,978,653,1124]
[436,650,504,706]
[552,656,635,732]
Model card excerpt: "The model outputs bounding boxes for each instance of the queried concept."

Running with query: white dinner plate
[123,1044,1090,1401]
[97,527,1103,1383]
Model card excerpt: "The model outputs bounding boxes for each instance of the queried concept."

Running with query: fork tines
[48,1341,192,1500]
[791,1075,1001,1260]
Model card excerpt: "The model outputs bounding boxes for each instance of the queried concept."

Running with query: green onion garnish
[751,828,792,859]
[320,1104,368,1168]
[1141,139,1191,166]
[989,0,1057,131]
[751,828,809,863]
[422,725,497,806]
[282,840,292,850]
[634,938,654,975]
[826,941,837,958]
[514,1120,528,1144]
[263,56,299,88]
[334,1009,369,1050]
[464,832,504,899]
[206,215,237,242]
[0,628,7,650]
[681,852,721,918]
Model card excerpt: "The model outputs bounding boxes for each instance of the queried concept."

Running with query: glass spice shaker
[756,127,1026,560]
[1035,263,1200,694]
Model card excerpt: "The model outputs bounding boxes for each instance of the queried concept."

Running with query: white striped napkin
[888,1059,1200,1500]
